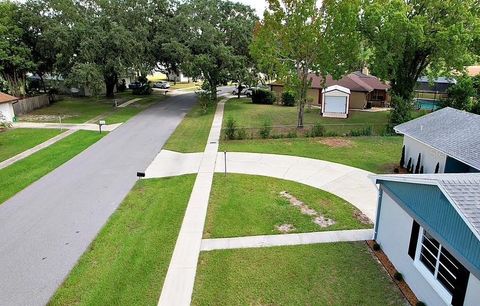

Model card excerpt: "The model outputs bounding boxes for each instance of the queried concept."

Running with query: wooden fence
[12,95,50,115]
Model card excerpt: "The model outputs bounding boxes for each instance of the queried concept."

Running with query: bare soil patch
[279,191,336,229]
[19,114,78,122]
[354,211,373,225]
[276,224,295,233]
[318,138,354,148]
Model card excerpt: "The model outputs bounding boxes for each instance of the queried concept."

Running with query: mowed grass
[163,101,217,152]
[204,174,372,238]
[192,242,405,305]
[0,131,104,204]
[0,128,62,162]
[224,98,390,131]
[220,136,403,173]
[19,92,165,124]
[49,175,196,306]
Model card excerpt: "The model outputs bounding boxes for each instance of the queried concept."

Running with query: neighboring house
[166,71,190,83]
[467,66,480,77]
[373,173,480,306]
[270,71,390,109]
[0,92,18,122]
[394,107,480,173]
[321,85,351,118]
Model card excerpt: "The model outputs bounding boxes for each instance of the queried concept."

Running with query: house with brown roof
[0,92,18,123]
[270,71,390,110]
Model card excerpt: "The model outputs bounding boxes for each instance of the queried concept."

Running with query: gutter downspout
[373,186,383,241]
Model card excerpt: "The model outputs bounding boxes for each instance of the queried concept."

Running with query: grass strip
[0,128,62,162]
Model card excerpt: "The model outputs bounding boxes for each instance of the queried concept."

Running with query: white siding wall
[0,102,15,122]
[403,136,447,173]
[464,274,480,305]
[376,191,448,306]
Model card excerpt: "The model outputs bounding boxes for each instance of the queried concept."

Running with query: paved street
[0,93,196,306]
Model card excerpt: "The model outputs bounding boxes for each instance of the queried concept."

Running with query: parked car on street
[153,81,170,89]
[128,81,142,89]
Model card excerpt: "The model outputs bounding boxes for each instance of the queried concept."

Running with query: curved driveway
[0,93,196,306]
[145,150,378,221]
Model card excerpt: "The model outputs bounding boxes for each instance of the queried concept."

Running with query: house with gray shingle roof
[395,107,480,174]
[373,173,480,306]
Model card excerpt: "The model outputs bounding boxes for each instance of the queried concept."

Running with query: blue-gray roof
[394,107,480,170]
[375,173,480,238]
[417,76,457,84]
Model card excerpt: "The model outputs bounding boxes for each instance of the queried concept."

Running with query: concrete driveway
[0,93,196,306]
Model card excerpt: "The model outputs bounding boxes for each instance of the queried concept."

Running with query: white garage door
[324,96,347,113]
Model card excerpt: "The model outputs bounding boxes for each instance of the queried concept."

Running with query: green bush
[307,123,325,137]
[259,119,272,139]
[372,242,381,251]
[251,89,276,104]
[286,130,298,138]
[225,117,237,140]
[348,126,373,136]
[133,83,152,95]
[393,272,403,282]
[282,91,296,106]
[236,128,247,140]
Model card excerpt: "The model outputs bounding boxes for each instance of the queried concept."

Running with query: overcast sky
[234,0,267,18]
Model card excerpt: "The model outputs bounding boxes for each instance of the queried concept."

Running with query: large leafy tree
[175,0,257,100]
[361,0,480,126]
[251,0,362,128]
[0,1,35,96]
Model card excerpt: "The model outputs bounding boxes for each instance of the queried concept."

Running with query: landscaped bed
[204,174,372,238]
[0,128,62,162]
[18,92,165,124]
[192,242,406,305]
[0,130,104,205]
[220,136,403,174]
[163,100,217,152]
[49,175,195,306]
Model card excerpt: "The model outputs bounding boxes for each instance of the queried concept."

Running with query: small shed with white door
[321,85,351,118]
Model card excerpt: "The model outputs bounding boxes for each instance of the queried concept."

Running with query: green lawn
[224,98,390,134]
[170,82,201,90]
[18,92,165,124]
[163,101,217,152]
[192,242,405,305]
[204,174,372,238]
[220,136,403,173]
[0,128,62,162]
[0,131,104,204]
[49,175,196,306]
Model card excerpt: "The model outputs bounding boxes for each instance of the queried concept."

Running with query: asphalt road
[0,92,197,305]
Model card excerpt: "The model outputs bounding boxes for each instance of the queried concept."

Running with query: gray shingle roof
[374,173,480,238]
[394,107,480,170]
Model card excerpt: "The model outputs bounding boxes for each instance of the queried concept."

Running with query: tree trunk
[237,81,241,99]
[104,73,118,98]
[297,65,309,128]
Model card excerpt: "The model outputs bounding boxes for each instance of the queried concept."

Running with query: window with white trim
[417,230,462,296]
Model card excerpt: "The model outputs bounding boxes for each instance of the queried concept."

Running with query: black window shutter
[408,220,420,259]
[451,264,470,306]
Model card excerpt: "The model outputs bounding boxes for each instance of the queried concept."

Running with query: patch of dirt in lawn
[354,210,373,225]
[279,191,336,228]
[318,138,354,148]
[276,223,296,233]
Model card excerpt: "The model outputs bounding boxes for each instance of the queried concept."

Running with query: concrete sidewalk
[0,129,76,170]
[200,229,374,251]
[145,151,377,221]
[12,121,122,132]
[157,98,226,306]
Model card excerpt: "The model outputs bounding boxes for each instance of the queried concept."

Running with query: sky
[234,0,267,18]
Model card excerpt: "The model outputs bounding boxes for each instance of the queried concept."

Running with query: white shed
[322,85,351,118]
[0,92,18,123]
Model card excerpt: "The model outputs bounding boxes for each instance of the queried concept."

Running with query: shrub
[388,95,413,131]
[259,119,272,139]
[133,83,152,95]
[348,126,373,137]
[225,117,237,140]
[372,242,381,251]
[393,168,399,174]
[251,89,276,104]
[308,123,325,137]
[400,145,406,167]
[416,302,426,306]
[393,272,403,282]
[406,158,412,172]
[286,130,298,138]
[415,153,421,173]
[236,128,247,140]
[282,91,296,106]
